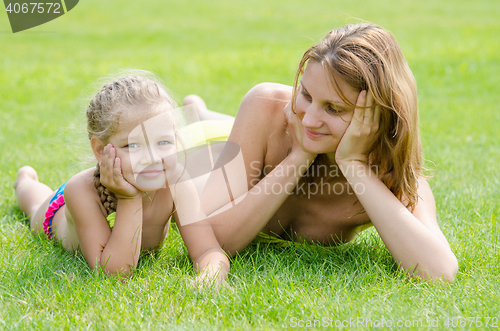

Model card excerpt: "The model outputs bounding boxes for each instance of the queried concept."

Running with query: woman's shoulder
[241,83,292,113]
[229,83,293,170]
[246,82,293,98]
[236,83,292,133]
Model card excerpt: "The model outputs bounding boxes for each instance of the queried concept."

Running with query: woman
[195,23,458,282]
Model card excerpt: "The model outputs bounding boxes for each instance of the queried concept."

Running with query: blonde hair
[86,72,180,215]
[292,23,422,210]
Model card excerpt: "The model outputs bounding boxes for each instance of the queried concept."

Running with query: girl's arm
[169,166,229,285]
[65,146,143,276]
[201,83,317,256]
[335,91,458,282]
[175,211,230,286]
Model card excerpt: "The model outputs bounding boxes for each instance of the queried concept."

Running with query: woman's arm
[201,83,316,256]
[336,91,458,282]
[339,161,458,281]
[339,160,457,281]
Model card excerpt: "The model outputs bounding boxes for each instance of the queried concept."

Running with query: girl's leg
[182,95,235,121]
[14,166,75,249]
[14,166,54,232]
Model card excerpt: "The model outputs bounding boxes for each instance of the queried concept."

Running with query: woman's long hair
[292,23,422,211]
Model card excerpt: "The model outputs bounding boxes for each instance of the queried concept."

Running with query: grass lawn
[1,0,499,329]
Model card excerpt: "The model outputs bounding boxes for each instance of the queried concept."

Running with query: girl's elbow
[103,264,134,277]
[94,257,135,277]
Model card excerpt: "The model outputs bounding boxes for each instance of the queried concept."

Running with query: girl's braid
[93,163,118,216]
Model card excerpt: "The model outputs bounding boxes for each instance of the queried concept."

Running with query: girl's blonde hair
[86,72,180,215]
[292,23,422,211]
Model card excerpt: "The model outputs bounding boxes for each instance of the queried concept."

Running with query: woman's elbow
[435,249,459,283]
[415,254,458,283]
[439,254,459,283]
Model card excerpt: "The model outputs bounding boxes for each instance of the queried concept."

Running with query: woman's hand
[100,144,141,199]
[283,102,318,161]
[335,90,381,165]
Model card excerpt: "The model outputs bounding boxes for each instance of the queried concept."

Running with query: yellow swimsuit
[179,119,235,148]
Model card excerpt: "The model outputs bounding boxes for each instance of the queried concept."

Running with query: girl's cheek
[122,151,140,166]
[162,153,177,171]
[131,155,141,167]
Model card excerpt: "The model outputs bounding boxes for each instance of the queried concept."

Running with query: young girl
[14,74,229,283]
[196,23,458,282]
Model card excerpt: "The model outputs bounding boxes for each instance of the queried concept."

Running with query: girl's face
[108,111,178,192]
[293,61,359,160]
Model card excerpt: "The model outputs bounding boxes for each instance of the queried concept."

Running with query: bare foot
[183,94,208,111]
[14,166,39,189]
[14,166,54,221]
[182,94,234,121]
[182,94,208,121]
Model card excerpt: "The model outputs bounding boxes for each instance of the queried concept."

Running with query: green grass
[1,0,499,329]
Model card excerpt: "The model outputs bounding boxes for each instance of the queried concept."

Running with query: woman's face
[108,110,178,192]
[293,61,359,158]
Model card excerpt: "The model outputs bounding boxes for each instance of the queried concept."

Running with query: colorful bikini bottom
[43,183,66,239]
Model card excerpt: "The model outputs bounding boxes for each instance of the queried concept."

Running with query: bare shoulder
[65,168,97,199]
[244,82,292,102]
[64,168,105,220]
[238,83,293,125]
[224,83,293,188]
[230,83,293,154]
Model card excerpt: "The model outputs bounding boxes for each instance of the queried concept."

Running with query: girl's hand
[100,144,141,199]
[335,91,381,165]
[192,270,231,290]
[283,102,317,161]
